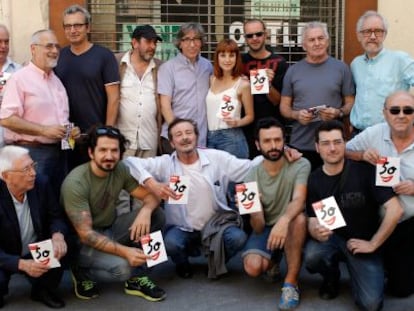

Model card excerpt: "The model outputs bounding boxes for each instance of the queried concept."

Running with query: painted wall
[378,0,414,56]
[0,0,49,64]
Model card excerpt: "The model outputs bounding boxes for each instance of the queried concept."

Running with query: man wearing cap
[116,25,162,159]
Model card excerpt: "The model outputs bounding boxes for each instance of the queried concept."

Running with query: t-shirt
[282,56,355,151]
[245,158,310,226]
[54,44,120,132]
[61,161,139,229]
[306,160,395,240]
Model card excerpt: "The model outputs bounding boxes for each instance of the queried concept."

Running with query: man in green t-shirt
[61,125,166,302]
[241,117,310,311]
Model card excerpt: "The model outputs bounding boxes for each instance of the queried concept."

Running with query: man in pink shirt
[0,29,79,196]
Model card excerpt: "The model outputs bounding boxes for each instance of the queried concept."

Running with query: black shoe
[71,266,99,299]
[176,263,193,279]
[0,296,4,308]
[125,276,166,302]
[31,289,65,309]
[319,273,340,300]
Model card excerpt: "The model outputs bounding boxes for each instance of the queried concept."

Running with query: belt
[13,140,60,148]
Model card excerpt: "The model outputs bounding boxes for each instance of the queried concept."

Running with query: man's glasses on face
[34,43,61,50]
[244,31,265,39]
[63,23,88,31]
[386,106,414,115]
[6,162,38,175]
[359,28,385,38]
[181,37,202,45]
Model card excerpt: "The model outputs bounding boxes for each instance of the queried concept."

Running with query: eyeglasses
[6,162,37,175]
[359,28,385,38]
[63,23,88,31]
[181,37,202,45]
[95,126,121,137]
[245,31,265,39]
[386,106,414,115]
[318,139,344,147]
[34,43,61,50]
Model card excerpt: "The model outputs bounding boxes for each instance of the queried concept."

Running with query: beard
[96,160,117,172]
[262,147,284,162]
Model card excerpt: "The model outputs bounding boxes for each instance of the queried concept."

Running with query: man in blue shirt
[350,11,414,134]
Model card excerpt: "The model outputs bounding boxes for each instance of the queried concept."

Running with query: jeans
[24,145,67,198]
[304,234,384,311]
[207,128,249,209]
[76,207,165,283]
[165,225,247,265]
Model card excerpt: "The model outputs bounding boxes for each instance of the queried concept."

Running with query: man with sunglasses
[61,125,166,302]
[350,11,414,135]
[242,19,288,159]
[0,146,69,308]
[346,90,414,298]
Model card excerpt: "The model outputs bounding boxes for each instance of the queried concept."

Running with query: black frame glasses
[63,23,88,31]
[386,106,414,115]
[244,31,265,39]
[6,162,38,175]
[359,28,385,38]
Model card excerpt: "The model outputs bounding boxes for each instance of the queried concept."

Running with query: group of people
[0,4,413,311]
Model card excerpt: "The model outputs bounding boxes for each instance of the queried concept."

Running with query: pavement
[3,254,414,311]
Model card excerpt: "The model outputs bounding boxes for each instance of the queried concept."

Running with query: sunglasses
[245,31,265,39]
[386,106,414,115]
[96,127,121,137]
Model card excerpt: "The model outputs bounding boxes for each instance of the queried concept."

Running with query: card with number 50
[141,230,168,267]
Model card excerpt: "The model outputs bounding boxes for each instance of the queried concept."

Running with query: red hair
[213,38,243,78]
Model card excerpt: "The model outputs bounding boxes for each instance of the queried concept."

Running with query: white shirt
[117,51,158,152]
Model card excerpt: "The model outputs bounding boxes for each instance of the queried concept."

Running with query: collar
[28,61,53,79]
[363,48,386,62]
[171,148,210,168]
[121,50,156,71]
[177,52,200,65]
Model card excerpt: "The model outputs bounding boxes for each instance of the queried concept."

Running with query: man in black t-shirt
[242,19,288,158]
[304,120,402,311]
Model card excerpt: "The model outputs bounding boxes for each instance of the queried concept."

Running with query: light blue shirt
[346,122,414,220]
[157,53,213,147]
[350,49,414,130]
[124,149,261,231]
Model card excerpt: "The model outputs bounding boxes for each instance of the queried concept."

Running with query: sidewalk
[4,255,413,310]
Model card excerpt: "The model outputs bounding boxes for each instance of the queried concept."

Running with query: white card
[28,239,61,268]
[235,182,262,215]
[250,69,269,94]
[216,94,237,119]
[168,175,190,204]
[141,230,168,267]
[312,196,346,230]
[376,156,400,187]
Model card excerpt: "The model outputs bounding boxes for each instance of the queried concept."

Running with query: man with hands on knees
[241,118,310,310]
[0,146,68,309]
[61,125,166,302]
[346,90,414,297]
[304,120,403,311]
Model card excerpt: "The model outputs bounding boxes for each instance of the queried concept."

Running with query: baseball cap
[132,25,162,42]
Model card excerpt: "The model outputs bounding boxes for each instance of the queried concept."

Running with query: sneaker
[319,273,340,300]
[125,276,166,302]
[278,283,300,310]
[71,266,99,299]
[264,262,282,283]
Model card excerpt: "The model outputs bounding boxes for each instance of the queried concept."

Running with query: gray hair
[63,4,91,25]
[0,146,29,176]
[174,22,206,50]
[30,29,55,45]
[384,90,414,108]
[302,21,330,40]
[356,11,388,33]
[0,24,9,36]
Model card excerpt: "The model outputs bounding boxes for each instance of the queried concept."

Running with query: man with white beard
[0,29,79,197]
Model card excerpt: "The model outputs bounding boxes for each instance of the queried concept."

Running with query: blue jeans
[207,128,249,159]
[207,128,249,209]
[304,234,384,311]
[76,208,165,282]
[23,145,67,198]
[165,225,247,265]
